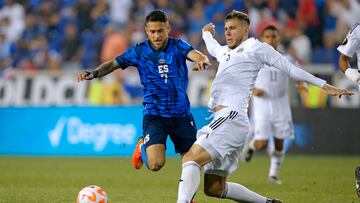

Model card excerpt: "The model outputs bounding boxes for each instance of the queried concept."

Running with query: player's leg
[168,114,197,161]
[177,110,229,203]
[204,173,281,202]
[168,114,199,203]
[177,143,212,203]
[132,115,168,171]
[243,119,270,162]
[145,144,166,171]
[203,150,282,203]
[268,137,284,184]
[355,166,360,197]
[268,121,293,184]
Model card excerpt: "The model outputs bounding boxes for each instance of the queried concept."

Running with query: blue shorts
[142,114,197,154]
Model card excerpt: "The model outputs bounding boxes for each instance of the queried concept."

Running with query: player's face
[145,21,170,50]
[224,19,249,49]
[261,29,279,49]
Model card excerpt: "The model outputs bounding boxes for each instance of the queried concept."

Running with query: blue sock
[140,144,149,169]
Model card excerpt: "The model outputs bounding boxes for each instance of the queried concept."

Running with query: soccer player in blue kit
[77,10,210,173]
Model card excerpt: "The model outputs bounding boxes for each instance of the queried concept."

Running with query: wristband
[345,68,360,84]
[92,70,99,78]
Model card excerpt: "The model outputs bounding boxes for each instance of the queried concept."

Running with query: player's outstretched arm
[322,84,353,97]
[338,54,360,84]
[77,60,120,82]
[188,50,211,71]
[269,54,353,97]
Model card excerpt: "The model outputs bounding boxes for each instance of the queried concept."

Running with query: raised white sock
[177,161,201,203]
[224,182,268,203]
[269,150,284,177]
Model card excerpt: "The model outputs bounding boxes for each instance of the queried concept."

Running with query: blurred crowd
[0,0,359,105]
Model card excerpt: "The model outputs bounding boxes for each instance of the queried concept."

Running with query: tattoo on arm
[95,60,120,77]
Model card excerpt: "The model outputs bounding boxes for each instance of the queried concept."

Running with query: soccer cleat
[266,199,282,203]
[355,166,360,197]
[190,200,196,203]
[241,130,254,162]
[242,147,254,162]
[131,138,144,169]
[268,176,283,185]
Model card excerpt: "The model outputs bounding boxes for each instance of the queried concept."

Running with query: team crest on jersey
[237,47,244,53]
[342,37,348,45]
[158,58,166,64]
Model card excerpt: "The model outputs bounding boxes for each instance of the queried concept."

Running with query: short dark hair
[225,10,250,25]
[145,10,168,24]
[260,25,279,36]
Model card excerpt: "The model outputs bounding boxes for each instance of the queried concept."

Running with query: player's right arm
[202,23,222,60]
[77,60,120,81]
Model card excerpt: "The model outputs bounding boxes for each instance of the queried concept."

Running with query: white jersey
[202,31,326,116]
[252,53,300,121]
[337,23,360,69]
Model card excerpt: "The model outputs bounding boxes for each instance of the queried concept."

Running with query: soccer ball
[76,185,108,203]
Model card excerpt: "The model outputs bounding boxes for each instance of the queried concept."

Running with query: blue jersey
[115,38,194,117]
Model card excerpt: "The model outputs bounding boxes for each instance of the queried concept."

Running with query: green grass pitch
[0,155,358,203]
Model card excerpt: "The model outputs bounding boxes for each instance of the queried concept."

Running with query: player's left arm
[257,44,352,97]
[273,56,353,97]
[187,49,211,71]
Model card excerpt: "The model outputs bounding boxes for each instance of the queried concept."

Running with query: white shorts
[195,108,248,176]
[254,119,294,140]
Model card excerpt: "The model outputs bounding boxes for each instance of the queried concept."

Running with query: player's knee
[204,184,223,198]
[255,140,268,150]
[147,160,165,171]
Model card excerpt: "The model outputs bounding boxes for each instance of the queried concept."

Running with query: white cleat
[268,176,282,185]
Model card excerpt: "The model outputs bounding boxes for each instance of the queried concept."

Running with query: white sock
[249,139,256,150]
[269,150,284,178]
[177,161,201,203]
[223,182,268,203]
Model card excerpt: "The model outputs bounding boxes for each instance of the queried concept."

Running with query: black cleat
[244,148,254,162]
[266,199,282,203]
[356,166,360,198]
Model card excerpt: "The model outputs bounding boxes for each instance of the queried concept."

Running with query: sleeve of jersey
[202,31,222,60]
[115,46,138,70]
[273,56,327,88]
[255,42,281,66]
[337,36,360,57]
[256,43,326,87]
[177,39,194,57]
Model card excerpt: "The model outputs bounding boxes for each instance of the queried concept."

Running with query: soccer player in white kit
[242,25,308,185]
[337,22,360,197]
[338,22,360,91]
[177,11,353,203]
